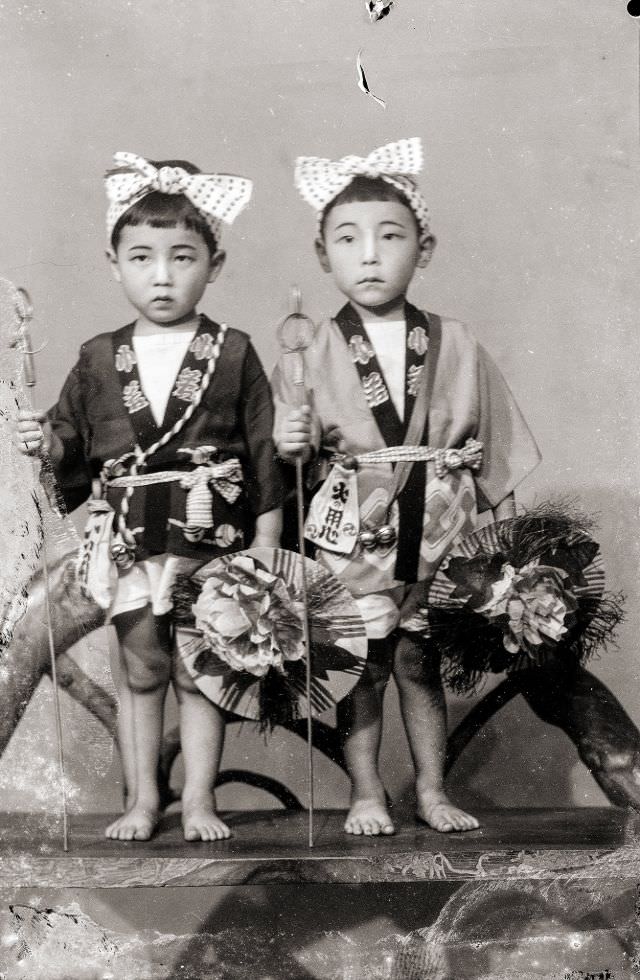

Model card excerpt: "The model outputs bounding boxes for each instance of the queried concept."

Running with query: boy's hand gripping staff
[15,287,69,852]
[277,287,317,847]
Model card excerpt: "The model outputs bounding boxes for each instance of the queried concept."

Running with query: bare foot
[105,804,159,841]
[417,793,479,833]
[344,798,395,836]
[182,798,231,842]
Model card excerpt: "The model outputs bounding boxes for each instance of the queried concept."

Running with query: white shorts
[354,585,411,640]
[109,554,203,620]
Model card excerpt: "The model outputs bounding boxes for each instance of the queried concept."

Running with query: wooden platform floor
[1,807,639,887]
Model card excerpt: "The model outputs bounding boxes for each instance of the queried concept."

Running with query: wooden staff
[278,287,316,847]
[16,287,69,852]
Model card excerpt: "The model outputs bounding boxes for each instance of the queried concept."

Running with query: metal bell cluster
[110,531,137,570]
[358,524,397,551]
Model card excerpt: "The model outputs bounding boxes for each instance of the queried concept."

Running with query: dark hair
[319,175,418,239]
[110,159,218,256]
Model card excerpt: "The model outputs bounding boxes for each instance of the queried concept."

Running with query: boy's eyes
[128,253,195,263]
[333,231,406,243]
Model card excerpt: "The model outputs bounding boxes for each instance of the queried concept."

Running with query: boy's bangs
[111,192,218,254]
[320,176,417,235]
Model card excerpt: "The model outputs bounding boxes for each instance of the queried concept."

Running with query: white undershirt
[132,325,197,425]
[357,319,407,636]
[363,320,406,420]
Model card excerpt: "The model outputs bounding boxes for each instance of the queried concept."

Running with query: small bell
[375,525,397,547]
[359,529,378,551]
[183,525,206,543]
[340,454,359,472]
[110,540,135,570]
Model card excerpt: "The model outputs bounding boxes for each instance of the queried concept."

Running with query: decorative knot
[434,439,484,480]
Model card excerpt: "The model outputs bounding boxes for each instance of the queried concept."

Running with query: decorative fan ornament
[174,548,368,729]
[405,503,624,694]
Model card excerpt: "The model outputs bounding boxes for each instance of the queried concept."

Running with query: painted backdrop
[0,0,638,817]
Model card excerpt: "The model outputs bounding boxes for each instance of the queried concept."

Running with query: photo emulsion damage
[0,2,638,977]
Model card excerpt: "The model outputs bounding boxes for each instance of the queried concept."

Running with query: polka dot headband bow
[105,151,253,241]
[294,137,434,264]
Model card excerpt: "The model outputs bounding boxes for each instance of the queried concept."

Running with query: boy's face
[108,223,224,327]
[317,199,425,316]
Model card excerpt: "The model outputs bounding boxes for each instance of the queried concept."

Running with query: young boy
[15,152,283,842]
[273,138,541,836]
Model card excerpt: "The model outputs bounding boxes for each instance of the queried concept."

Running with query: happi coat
[48,314,284,562]
[272,302,541,601]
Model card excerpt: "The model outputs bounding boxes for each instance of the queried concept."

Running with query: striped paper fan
[174,547,367,725]
[421,502,623,693]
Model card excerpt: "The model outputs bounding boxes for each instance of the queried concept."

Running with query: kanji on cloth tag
[304,463,360,554]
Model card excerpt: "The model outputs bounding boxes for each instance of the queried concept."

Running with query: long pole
[18,288,69,852]
[279,287,316,848]
[292,360,314,849]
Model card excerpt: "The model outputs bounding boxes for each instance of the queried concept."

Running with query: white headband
[294,138,434,264]
[105,151,253,243]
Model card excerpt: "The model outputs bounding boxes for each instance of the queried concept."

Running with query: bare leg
[394,632,479,833]
[173,657,231,842]
[112,662,138,806]
[337,639,395,836]
[105,606,171,841]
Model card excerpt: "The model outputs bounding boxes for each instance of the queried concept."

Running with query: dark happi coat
[272,302,541,602]
[48,315,284,562]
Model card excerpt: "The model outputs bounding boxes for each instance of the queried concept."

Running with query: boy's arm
[239,342,287,531]
[250,506,283,548]
[274,405,321,464]
[270,357,322,464]
[14,409,64,463]
[47,358,95,510]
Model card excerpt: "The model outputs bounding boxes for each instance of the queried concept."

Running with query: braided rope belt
[310,438,484,552]
[330,437,483,480]
[107,457,243,545]
[107,458,242,493]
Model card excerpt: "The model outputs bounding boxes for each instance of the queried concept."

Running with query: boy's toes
[105,807,158,842]
[344,800,394,837]
[344,816,362,835]
[452,811,480,832]
[417,796,479,834]
[182,802,231,842]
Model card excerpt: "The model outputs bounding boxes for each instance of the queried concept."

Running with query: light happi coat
[272,303,541,605]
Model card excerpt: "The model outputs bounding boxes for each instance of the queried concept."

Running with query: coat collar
[112,314,223,452]
[334,300,430,448]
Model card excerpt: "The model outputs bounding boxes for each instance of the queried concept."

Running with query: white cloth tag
[304,463,360,554]
[79,503,119,610]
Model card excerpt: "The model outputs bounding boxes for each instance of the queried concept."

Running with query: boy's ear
[417,235,437,269]
[106,248,122,282]
[314,238,331,274]
[208,250,226,283]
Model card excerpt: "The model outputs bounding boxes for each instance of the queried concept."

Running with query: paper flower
[419,502,624,694]
[173,548,369,729]
[475,560,577,655]
[192,555,305,677]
